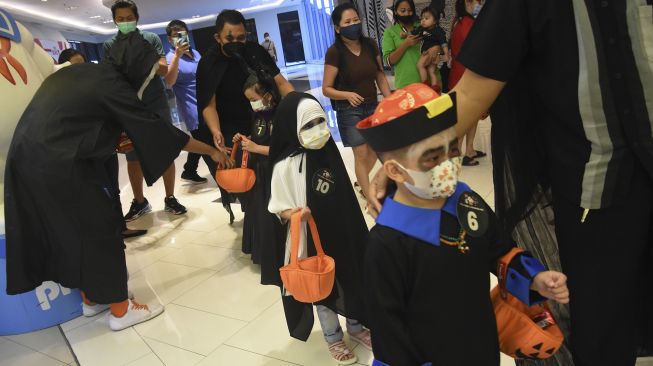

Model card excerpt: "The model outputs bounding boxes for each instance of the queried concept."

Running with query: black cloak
[194,42,278,215]
[4,31,189,303]
[268,92,369,341]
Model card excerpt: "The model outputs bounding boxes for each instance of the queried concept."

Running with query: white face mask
[394,156,463,199]
[471,3,483,17]
[250,99,267,112]
[299,122,331,150]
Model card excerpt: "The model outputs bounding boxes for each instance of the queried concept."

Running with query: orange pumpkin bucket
[214,143,256,193]
[279,211,335,304]
[492,248,564,359]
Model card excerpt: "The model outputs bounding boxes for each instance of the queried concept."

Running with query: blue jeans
[316,305,363,343]
[336,102,378,147]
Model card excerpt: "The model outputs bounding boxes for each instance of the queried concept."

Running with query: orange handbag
[492,248,564,359]
[116,132,134,154]
[279,211,336,304]
[214,143,256,193]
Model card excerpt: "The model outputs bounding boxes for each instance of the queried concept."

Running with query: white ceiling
[0,0,292,35]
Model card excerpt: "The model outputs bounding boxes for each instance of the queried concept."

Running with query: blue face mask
[471,3,483,17]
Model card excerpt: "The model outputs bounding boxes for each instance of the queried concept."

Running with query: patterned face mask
[394,156,463,199]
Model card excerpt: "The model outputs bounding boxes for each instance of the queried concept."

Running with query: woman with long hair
[322,2,391,199]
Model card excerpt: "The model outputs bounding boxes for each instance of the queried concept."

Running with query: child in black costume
[268,92,371,364]
[234,74,283,282]
[356,83,570,366]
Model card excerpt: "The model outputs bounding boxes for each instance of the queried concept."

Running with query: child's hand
[299,207,312,221]
[232,133,244,144]
[240,136,260,154]
[531,271,570,304]
[280,207,312,221]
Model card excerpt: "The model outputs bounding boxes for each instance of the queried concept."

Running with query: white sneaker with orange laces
[82,302,110,317]
[109,300,164,331]
[81,290,135,317]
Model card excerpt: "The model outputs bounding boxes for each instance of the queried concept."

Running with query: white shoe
[109,300,164,331]
[82,302,110,317]
[81,290,134,317]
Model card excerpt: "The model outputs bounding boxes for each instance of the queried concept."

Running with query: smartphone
[176,31,190,46]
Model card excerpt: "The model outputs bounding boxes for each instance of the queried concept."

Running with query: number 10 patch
[456,191,489,237]
[312,169,335,196]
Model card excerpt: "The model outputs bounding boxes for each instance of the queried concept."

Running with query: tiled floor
[2,65,652,366]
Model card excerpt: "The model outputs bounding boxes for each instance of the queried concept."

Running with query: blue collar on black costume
[0,8,22,42]
[375,182,471,246]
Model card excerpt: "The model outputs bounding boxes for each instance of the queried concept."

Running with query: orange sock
[81,291,96,306]
[110,300,129,318]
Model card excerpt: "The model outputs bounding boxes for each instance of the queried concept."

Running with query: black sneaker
[181,171,208,184]
[124,199,152,222]
[164,196,187,215]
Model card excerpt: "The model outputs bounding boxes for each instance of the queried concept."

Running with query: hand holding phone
[175,31,190,46]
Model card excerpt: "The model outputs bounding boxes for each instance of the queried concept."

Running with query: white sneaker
[109,300,164,331]
[81,290,134,317]
[82,302,110,317]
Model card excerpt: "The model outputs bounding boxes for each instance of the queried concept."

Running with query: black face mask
[340,23,363,40]
[222,42,246,57]
[396,14,415,24]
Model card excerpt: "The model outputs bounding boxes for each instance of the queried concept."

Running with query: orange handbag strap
[219,143,249,169]
[289,211,326,268]
[497,247,524,299]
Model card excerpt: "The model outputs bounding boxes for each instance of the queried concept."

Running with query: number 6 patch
[312,169,335,196]
[456,191,489,237]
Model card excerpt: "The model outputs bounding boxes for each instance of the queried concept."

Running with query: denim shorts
[336,102,378,147]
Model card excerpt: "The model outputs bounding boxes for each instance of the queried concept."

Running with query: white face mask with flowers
[394,156,463,199]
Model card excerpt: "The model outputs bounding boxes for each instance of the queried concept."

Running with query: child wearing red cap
[356,83,570,366]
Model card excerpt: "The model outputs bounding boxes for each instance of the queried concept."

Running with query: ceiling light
[0,1,111,33]
[89,15,101,19]
[0,0,286,35]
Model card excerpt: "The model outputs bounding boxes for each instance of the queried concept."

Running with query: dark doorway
[277,10,306,66]
[245,18,259,43]
[192,26,218,56]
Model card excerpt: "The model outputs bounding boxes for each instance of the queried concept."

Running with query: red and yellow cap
[356,83,457,152]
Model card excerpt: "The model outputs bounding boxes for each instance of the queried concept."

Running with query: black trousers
[105,154,127,232]
[183,129,203,174]
[439,64,450,93]
[553,163,652,366]
[196,122,248,207]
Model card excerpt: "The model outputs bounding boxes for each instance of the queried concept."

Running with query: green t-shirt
[382,23,422,89]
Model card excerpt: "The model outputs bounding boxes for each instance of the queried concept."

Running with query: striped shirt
[458,0,653,209]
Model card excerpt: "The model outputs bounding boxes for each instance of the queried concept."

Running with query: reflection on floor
[2,65,652,366]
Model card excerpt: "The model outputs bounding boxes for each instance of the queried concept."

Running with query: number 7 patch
[456,191,489,237]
